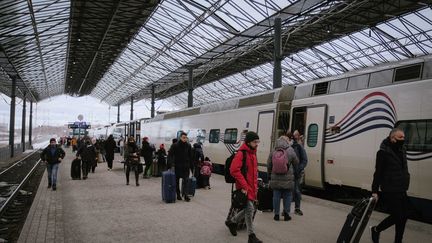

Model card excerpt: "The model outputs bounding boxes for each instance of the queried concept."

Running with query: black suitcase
[71,158,81,180]
[257,183,273,211]
[337,197,376,243]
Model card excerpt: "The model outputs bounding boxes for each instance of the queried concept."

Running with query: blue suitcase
[162,170,176,203]
[184,176,197,197]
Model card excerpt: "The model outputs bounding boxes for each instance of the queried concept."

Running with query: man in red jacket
[226,131,263,243]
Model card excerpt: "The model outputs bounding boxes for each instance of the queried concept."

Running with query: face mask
[395,139,405,147]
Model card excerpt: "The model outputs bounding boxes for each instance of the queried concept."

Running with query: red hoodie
[230,143,258,201]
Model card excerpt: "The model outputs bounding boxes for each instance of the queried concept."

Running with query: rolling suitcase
[337,197,376,243]
[162,170,176,203]
[71,158,81,180]
[257,183,273,211]
[184,176,197,197]
[152,159,160,177]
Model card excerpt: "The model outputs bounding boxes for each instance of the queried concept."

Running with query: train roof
[149,85,295,122]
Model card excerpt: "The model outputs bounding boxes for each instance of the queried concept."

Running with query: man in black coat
[141,137,155,178]
[76,137,97,180]
[371,128,410,243]
[168,132,193,202]
[104,135,117,171]
[41,138,65,190]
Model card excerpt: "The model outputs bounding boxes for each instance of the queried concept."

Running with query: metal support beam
[21,92,26,152]
[117,104,120,123]
[151,85,155,118]
[29,101,33,147]
[273,17,282,89]
[9,77,16,158]
[130,96,134,121]
[188,67,193,108]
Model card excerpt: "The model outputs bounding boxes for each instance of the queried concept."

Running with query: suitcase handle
[350,197,376,243]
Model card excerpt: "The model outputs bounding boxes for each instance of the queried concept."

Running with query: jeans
[376,192,409,243]
[47,163,59,186]
[126,164,139,184]
[231,200,256,235]
[273,189,292,215]
[294,177,302,209]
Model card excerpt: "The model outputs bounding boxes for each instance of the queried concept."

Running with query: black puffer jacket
[372,137,410,193]
[168,141,193,178]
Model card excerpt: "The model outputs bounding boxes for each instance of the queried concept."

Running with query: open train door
[303,105,327,188]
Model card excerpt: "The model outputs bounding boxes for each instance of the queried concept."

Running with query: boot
[52,184,57,191]
[225,220,237,236]
[248,233,263,243]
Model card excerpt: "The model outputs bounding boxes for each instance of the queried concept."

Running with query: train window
[369,69,393,88]
[224,129,238,144]
[313,82,329,96]
[348,74,369,91]
[209,129,220,143]
[394,64,422,82]
[307,124,319,147]
[397,120,432,152]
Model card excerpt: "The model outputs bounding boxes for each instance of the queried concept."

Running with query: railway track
[0,150,46,242]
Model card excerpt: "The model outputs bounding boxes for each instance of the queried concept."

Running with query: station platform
[18,150,432,243]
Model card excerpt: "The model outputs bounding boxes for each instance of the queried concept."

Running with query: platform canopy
[0,0,431,106]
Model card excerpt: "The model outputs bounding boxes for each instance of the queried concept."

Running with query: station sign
[68,121,91,129]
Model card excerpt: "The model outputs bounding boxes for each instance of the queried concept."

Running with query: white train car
[122,56,431,220]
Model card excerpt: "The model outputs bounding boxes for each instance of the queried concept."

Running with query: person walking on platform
[76,137,96,180]
[168,132,193,202]
[124,136,141,186]
[225,131,263,243]
[71,136,77,152]
[141,137,155,178]
[291,130,308,216]
[267,136,298,221]
[41,138,65,191]
[370,128,410,243]
[104,135,116,171]
[156,144,167,173]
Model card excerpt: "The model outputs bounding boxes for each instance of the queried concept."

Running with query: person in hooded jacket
[124,136,141,186]
[168,132,193,202]
[156,144,167,174]
[104,135,117,171]
[370,128,410,243]
[291,130,308,216]
[225,131,263,243]
[141,137,155,178]
[76,137,96,180]
[267,136,299,221]
[41,138,65,190]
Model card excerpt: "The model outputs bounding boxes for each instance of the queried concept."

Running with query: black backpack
[224,150,247,183]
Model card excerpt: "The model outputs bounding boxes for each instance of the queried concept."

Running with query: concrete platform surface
[18,150,432,243]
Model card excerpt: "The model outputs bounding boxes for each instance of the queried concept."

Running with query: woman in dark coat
[124,137,141,186]
[104,135,117,170]
[156,144,167,174]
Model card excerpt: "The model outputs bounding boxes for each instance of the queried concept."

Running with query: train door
[257,111,275,165]
[292,105,327,188]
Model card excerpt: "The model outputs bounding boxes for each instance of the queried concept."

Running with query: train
[90,56,432,220]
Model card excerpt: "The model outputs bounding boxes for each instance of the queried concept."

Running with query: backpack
[271,148,289,174]
[224,150,247,183]
[200,165,212,176]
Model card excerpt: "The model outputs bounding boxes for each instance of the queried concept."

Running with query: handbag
[231,189,248,209]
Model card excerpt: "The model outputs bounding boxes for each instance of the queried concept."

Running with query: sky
[0,93,178,129]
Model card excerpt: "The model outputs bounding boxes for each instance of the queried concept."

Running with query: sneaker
[185,196,191,202]
[248,233,263,243]
[370,226,380,243]
[283,212,292,221]
[295,208,303,216]
[225,220,237,236]
[274,214,280,221]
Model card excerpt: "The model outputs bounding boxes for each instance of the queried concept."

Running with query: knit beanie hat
[245,131,259,143]
[50,138,56,143]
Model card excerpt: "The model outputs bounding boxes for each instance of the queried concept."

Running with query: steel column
[21,93,26,152]
[117,104,120,123]
[130,96,134,121]
[29,101,33,147]
[188,67,193,108]
[9,77,16,157]
[273,17,282,89]
[151,85,155,118]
